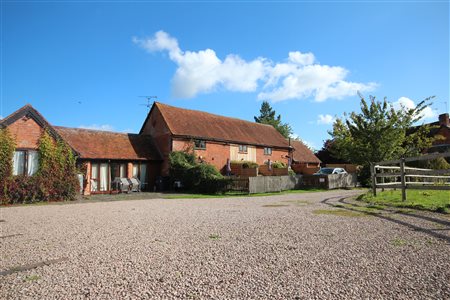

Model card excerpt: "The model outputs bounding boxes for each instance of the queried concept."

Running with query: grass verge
[313,209,366,217]
[358,189,450,214]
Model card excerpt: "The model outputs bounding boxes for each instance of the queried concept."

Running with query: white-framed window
[13,150,39,176]
[239,145,248,153]
[264,147,272,155]
[194,139,206,150]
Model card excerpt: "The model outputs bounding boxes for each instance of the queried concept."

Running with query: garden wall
[248,175,302,194]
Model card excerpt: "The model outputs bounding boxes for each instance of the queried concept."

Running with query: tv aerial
[139,96,157,111]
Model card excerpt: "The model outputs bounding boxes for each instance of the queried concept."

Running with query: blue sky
[2,1,449,150]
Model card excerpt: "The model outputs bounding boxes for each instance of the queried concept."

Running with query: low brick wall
[258,165,289,176]
[291,164,320,175]
[230,164,258,177]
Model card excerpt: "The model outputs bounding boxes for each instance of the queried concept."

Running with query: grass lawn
[358,189,450,213]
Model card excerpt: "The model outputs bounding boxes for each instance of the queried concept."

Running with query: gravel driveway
[1,190,449,299]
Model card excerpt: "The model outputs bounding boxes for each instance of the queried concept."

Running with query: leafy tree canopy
[315,139,348,164]
[329,95,436,167]
[254,101,293,138]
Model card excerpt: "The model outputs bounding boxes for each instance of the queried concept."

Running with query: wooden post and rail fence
[370,152,450,201]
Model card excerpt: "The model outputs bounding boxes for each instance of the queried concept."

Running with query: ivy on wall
[0,129,79,204]
[0,128,16,201]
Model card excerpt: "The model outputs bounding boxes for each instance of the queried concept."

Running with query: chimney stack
[438,113,449,126]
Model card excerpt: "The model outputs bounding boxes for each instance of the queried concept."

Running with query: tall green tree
[254,101,293,138]
[329,95,436,184]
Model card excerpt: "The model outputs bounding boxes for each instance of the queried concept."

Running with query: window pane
[91,164,98,192]
[132,164,139,178]
[13,151,25,176]
[100,163,108,191]
[139,164,147,189]
[120,164,126,178]
[195,140,206,149]
[27,151,39,176]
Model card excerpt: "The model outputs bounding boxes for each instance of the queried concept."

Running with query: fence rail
[370,152,450,201]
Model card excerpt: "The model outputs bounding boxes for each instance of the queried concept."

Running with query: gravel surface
[1,189,449,299]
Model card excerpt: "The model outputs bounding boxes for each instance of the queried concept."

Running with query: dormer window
[239,145,248,153]
[194,139,206,150]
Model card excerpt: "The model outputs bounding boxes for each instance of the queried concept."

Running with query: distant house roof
[55,126,162,161]
[407,113,450,144]
[141,102,290,149]
[291,140,321,164]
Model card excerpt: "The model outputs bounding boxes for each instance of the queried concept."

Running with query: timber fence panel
[371,151,450,200]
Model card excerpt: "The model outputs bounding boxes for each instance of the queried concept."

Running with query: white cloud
[392,97,437,120]
[133,31,267,98]
[260,64,377,102]
[288,51,315,66]
[79,124,115,132]
[317,114,335,125]
[133,31,377,101]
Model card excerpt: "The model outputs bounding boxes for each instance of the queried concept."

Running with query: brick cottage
[1,102,320,195]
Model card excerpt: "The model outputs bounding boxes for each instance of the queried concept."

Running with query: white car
[314,167,348,175]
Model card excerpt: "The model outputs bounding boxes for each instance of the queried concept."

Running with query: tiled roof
[291,140,321,163]
[148,102,290,149]
[55,126,162,161]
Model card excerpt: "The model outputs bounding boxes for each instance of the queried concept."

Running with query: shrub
[6,176,43,204]
[272,161,287,168]
[169,151,231,193]
[427,157,450,170]
[231,160,259,169]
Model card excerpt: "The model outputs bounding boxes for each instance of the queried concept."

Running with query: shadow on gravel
[320,196,450,244]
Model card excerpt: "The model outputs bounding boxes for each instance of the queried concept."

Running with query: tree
[329,95,436,185]
[315,139,348,164]
[254,101,293,138]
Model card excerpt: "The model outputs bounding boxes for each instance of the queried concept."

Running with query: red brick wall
[172,138,290,174]
[173,139,230,173]
[255,147,289,165]
[292,163,320,175]
[141,106,172,176]
[7,116,45,149]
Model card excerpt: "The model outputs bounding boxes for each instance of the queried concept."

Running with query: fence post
[400,158,406,201]
[370,163,376,197]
